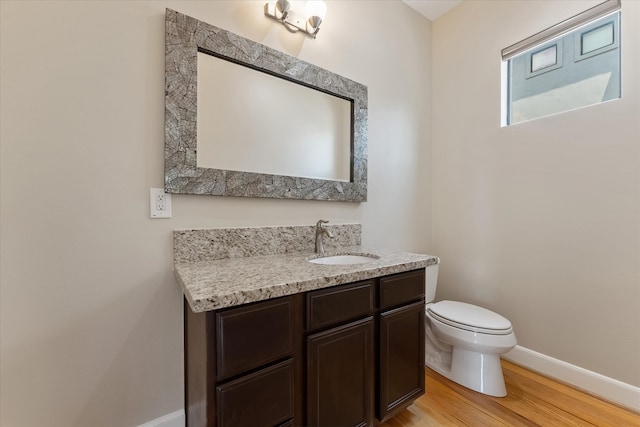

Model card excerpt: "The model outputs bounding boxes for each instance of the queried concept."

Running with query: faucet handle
[317,219,334,239]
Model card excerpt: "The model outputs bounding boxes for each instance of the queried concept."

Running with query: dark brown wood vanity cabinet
[184,268,425,427]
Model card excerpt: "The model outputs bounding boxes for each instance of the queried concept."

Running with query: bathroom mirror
[197,52,352,182]
[165,9,368,201]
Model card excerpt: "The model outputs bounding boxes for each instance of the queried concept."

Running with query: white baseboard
[503,345,640,412]
[137,409,184,427]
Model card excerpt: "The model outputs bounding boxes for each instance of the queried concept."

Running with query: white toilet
[425,263,517,397]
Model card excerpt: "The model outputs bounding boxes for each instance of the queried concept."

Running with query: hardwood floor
[380,360,640,427]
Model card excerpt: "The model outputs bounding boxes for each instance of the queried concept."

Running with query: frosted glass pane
[582,23,614,54]
[531,45,557,72]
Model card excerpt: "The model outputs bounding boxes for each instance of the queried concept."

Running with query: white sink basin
[308,254,379,265]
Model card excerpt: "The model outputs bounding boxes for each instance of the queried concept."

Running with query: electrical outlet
[150,188,172,218]
[156,192,166,211]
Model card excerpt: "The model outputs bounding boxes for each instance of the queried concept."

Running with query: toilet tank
[425,263,439,303]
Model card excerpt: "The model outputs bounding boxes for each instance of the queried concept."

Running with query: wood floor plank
[502,362,638,426]
[424,371,522,426]
[491,381,593,426]
[502,360,640,426]
[379,360,640,427]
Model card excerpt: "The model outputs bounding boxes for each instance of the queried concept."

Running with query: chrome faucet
[315,219,334,255]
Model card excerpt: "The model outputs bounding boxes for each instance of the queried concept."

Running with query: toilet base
[449,348,507,397]
[425,335,507,397]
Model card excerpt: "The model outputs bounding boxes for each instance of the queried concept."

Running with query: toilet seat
[428,300,513,335]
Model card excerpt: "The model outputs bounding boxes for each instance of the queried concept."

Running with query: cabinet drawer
[217,359,294,427]
[216,297,293,381]
[307,280,374,331]
[379,269,425,310]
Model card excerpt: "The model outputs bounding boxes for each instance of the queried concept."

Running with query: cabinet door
[378,301,425,421]
[307,317,374,427]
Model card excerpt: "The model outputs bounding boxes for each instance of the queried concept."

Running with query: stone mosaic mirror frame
[164,9,368,202]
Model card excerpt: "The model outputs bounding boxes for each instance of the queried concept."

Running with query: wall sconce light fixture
[264,0,327,39]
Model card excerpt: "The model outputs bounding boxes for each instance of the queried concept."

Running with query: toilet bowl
[425,263,517,397]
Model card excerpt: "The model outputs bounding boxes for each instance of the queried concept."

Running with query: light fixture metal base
[264,2,321,39]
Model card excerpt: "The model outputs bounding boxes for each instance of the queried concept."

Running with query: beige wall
[0,1,432,426]
[432,0,640,387]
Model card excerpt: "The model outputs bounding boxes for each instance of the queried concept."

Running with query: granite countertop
[175,247,439,313]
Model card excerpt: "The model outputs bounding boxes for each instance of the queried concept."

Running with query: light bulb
[275,0,290,18]
[305,0,327,20]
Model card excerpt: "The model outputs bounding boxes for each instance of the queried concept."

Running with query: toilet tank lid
[429,300,512,331]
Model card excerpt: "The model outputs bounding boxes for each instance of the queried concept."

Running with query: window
[577,21,617,59]
[526,42,563,78]
[502,0,621,126]
[531,45,558,73]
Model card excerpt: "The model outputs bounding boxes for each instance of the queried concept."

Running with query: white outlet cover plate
[150,188,172,218]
